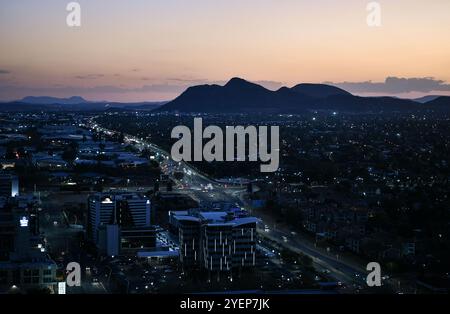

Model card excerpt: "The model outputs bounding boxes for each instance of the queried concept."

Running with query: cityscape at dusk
[0,0,449,310]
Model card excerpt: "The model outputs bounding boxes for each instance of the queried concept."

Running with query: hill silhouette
[157,77,420,113]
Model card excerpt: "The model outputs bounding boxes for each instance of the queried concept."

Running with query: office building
[88,193,154,257]
[87,192,151,241]
[97,224,120,257]
[0,205,56,293]
[170,209,259,272]
[0,174,19,198]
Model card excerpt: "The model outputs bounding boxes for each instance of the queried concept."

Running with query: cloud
[0,78,289,101]
[167,77,213,85]
[167,78,196,82]
[130,84,187,93]
[0,83,187,96]
[0,69,10,74]
[74,74,105,80]
[326,77,450,94]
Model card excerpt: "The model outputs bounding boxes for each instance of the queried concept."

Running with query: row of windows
[0,270,54,284]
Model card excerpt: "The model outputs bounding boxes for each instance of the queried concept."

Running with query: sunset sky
[1,0,450,102]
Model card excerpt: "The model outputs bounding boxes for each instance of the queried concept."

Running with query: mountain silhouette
[413,95,444,104]
[290,83,351,98]
[20,96,88,105]
[425,96,450,108]
[157,77,419,113]
[158,77,314,113]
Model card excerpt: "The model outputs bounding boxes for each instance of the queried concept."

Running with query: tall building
[170,209,259,272]
[97,224,120,257]
[177,215,201,268]
[0,201,56,293]
[0,194,40,261]
[0,211,15,261]
[0,174,19,198]
[87,192,151,241]
[88,193,154,257]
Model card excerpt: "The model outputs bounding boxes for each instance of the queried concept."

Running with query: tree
[119,132,125,143]
[62,141,79,163]
[174,172,184,180]
[300,254,313,267]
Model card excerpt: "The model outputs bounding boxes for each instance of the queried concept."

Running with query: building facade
[0,173,19,198]
[171,210,259,272]
[88,192,151,241]
[88,192,154,257]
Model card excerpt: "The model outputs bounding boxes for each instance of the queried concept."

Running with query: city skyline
[1,0,450,102]
[2,0,450,302]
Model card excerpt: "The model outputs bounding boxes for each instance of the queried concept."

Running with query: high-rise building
[0,174,19,198]
[178,216,201,268]
[87,192,151,241]
[97,224,120,257]
[170,210,259,272]
[0,211,15,261]
[88,193,153,257]
[0,204,56,292]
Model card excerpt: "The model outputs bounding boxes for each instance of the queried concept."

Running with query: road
[88,118,397,292]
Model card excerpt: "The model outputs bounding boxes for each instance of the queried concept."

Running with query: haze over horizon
[1,0,450,102]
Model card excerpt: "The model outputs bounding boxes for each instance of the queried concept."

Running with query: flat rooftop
[173,210,260,227]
